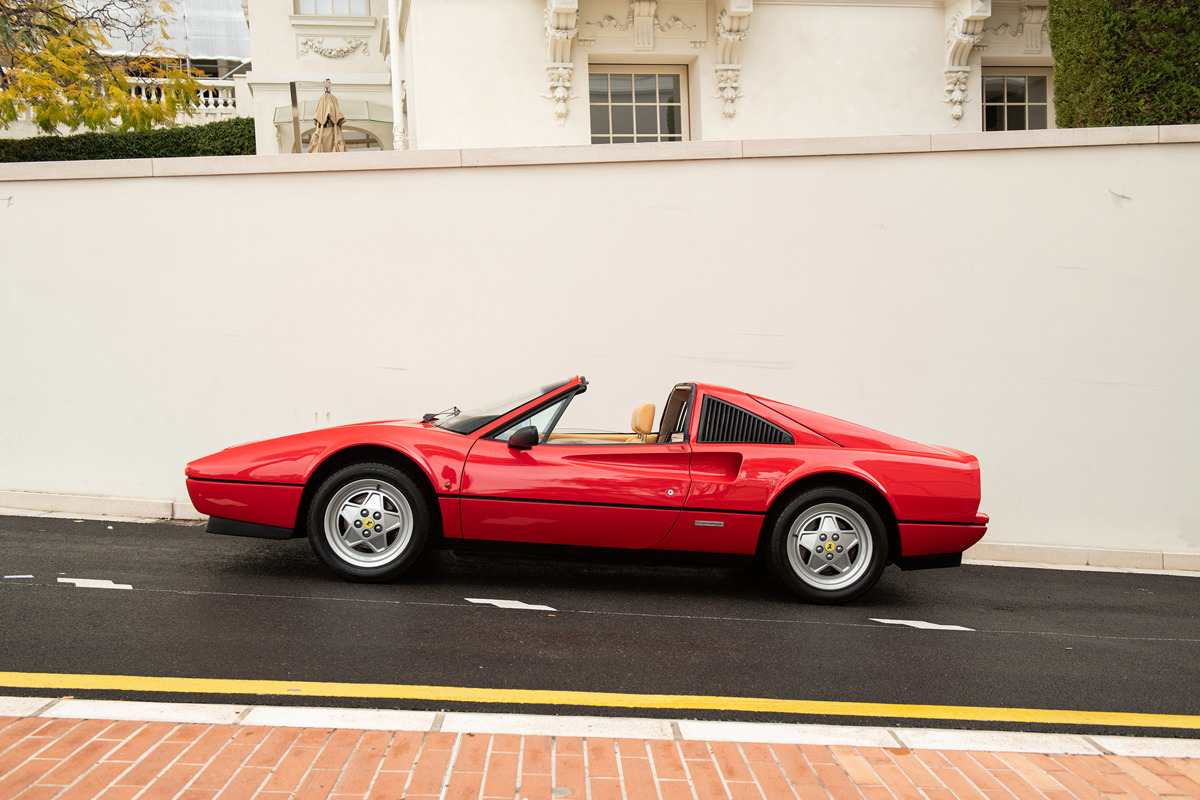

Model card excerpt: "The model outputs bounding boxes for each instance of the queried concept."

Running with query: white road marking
[871,618,974,631]
[466,598,556,611]
[4,575,33,579]
[58,578,132,590]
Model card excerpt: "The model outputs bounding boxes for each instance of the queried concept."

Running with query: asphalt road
[1,514,1197,737]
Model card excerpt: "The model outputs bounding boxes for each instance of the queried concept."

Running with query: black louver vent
[697,398,794,445]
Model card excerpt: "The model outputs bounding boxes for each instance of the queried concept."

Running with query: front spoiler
[207,515,298,540]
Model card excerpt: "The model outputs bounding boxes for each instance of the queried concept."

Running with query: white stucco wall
[2,127,1198,563]
[731,4,955,138]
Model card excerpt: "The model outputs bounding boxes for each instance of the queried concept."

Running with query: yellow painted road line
[1,671,1197,730]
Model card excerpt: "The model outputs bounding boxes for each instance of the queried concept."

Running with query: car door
[459,436,692,549]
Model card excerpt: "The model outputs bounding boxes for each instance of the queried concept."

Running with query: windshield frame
[432,376,582,436]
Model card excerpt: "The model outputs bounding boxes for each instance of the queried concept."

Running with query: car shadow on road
[199,531,954,611]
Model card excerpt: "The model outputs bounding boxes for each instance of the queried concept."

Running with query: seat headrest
[631,403,655,435]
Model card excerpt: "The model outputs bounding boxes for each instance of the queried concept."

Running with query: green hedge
[1049,0,1200,127]
[0,116,256,163]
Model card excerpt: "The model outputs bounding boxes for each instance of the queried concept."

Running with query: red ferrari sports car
[186,376,987,603]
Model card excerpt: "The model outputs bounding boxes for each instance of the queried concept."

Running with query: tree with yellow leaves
[0,0,201,133]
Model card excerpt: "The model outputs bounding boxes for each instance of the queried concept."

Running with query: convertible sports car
[186,377,987,603]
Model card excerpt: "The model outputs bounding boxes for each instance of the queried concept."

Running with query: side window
[658,385,695,443]
[490,395,572,443]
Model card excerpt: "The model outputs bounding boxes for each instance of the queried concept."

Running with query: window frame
[486,391,579,445]
[981,66,1055,132]
[588,64,690,145]
[294,0,371,16]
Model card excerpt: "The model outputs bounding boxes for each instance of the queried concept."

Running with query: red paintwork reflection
[656,511,761,554]
[898,523,987,557]
[185,438,325,484]
[461,439,690,547]
[460,499,680,548]
[186,421,474,492]
[686,447,797,512]
[856,457,981,523]
[186,479,303,529]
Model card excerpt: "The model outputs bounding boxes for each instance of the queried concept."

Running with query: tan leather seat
[626,403,657,443]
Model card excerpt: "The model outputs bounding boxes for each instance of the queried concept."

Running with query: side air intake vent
[697,398,794,445]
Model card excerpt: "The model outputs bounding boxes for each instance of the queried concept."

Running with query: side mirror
[507,425,539,450]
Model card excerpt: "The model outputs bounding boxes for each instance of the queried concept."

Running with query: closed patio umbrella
[309,90,346,153]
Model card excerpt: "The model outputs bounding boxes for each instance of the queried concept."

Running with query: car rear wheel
[308,463,429,582]
[767,487,888,604]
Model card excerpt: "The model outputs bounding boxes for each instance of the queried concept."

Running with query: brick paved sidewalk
[3,710,1200,800]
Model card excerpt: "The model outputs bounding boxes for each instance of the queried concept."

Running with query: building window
[296,0,369,14]
[589,66,688,144]
[982,68,1053,131]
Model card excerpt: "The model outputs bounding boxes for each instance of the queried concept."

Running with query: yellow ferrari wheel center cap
[825,542,835,552]
[364,520,374,529]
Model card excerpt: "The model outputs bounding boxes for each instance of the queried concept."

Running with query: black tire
[307,462,429,582]
[766,487,888,604]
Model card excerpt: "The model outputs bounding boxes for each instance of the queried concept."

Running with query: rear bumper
[186,478,304,531]
[898,519,988,558]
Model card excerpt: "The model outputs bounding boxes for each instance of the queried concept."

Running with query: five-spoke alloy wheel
[308,463,429,582]
[768,487,888,603]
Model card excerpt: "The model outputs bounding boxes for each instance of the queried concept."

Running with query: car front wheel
[308,463,429,582]
[767,487,888,604]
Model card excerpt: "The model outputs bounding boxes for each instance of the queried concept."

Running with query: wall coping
[3,125,1199,183]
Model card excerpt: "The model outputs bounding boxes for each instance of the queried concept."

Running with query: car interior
[543,383,694,446]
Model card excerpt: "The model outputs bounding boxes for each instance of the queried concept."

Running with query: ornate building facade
[246,0,1056,154]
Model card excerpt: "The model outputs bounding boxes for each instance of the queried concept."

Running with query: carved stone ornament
[982,3,1049,53]
[634,0,656,50]
[299,37,369,58]
[544,0,579,122]
[543,65,577,123]
[943,69,971,120]
[716,67,742,118]
[1020,3,1049,52]
[578,1,703,48]
[578,8,633,46]
[942,5,989,122]
[715,2,752,119]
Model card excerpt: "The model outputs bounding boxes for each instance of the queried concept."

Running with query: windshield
[433,378,574,434]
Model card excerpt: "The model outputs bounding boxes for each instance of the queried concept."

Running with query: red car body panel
[185,479,304,530]
[185,375,987,566]
[897,523,987,557]
[459,499,681,548]
[655,510,763,554]
[752,396,952,456]
[460,438,691,548]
